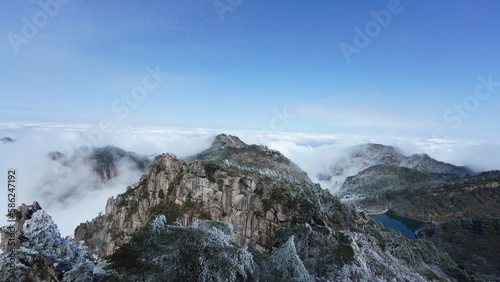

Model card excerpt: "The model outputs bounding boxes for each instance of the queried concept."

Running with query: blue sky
[1,0,500,141]
[3,1,500,236]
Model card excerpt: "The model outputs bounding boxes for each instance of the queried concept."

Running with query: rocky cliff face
[75,151,356,257]
[76,135,326,257]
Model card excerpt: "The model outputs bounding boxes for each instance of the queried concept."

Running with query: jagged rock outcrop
[1,202,106,282]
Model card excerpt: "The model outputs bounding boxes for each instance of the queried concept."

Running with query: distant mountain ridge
[49,145,151,183]
[1,136,14,143]
[322,143,472,183]
[331,143,500,280]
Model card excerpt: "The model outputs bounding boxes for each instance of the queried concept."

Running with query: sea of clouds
[1,122,500,238]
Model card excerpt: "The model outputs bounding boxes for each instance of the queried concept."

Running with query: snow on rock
[270,236,313,281]
[0,204,107,282]
[106,217,257,281]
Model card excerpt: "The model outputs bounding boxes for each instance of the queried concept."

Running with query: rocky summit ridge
[187,133,312,184]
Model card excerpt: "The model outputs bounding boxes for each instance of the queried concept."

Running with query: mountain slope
[378,171,499,219]
[187,134,312,184]
[320,143,473,190]
[340,160,500,279]
[73,135,469,281]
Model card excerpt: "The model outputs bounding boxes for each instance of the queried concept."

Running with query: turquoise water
[370,211,425,239]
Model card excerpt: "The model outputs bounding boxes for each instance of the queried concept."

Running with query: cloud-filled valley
[1,122,500,238]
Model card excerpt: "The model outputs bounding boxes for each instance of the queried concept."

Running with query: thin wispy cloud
[296,104,434,129]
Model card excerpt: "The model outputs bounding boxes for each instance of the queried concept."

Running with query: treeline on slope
[418,215,500,280]
[361,170,500,222]
[342,165,462,196]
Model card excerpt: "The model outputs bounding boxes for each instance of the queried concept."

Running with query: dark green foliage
[110,231,126,241]
[270,184,288,202]
[158,189,165,199]
[105,219,257,281]
[318,243,355,270]
[128,200,138,214]
[261,199,272,212]
[217,179,224,190]
[139,189,149,200]
[204,161,222,183]
[105,230,153,273]
[168,171,183,195]
[419,215,500,278]
[149,200,183,224]
[6,209,22,220]
[361,171,500,222]
[311,225,331,235]
[149,199,212,224]
[254,186,264,196]
[399,167,429,183]
[253,210,263,217]
[115,197,127,209]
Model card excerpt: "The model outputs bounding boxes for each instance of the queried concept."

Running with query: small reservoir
[370,211,425,239]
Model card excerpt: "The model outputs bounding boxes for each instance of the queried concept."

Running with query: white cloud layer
[1,122,499,238]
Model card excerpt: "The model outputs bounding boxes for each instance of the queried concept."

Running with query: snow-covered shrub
[0,210,102,281]
[105,216,257,281]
